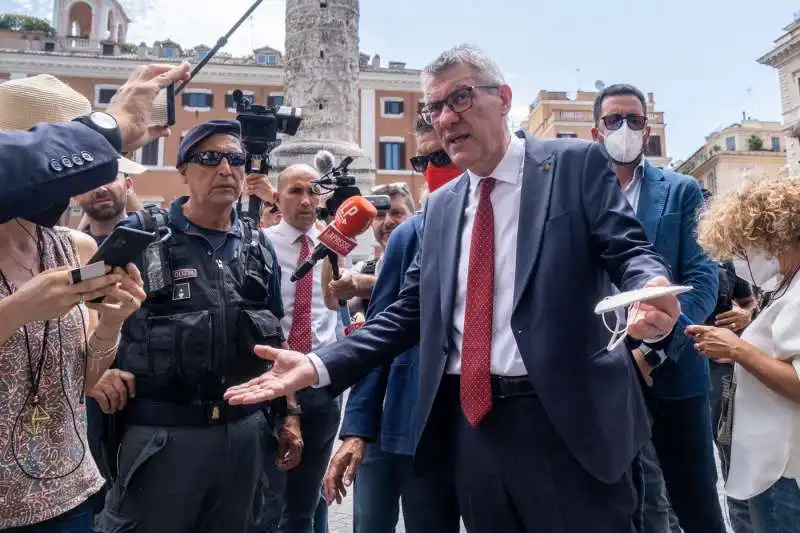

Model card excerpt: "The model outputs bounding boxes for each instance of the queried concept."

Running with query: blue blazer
[339,213,423,456]
[316,132,671,484]
[0,122,120,223]
[636,161,718,399]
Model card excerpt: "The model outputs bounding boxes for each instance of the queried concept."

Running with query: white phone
[594,285,693,315]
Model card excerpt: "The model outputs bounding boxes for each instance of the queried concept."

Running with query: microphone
[291,195,377,282]
[314,150,336,176]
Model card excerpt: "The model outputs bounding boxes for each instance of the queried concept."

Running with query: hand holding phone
[70,227,155,303]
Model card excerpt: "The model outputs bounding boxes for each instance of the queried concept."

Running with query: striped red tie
[460,177,495,426]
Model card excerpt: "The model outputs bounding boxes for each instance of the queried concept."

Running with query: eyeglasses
[187,151,247,167]
[419,85,499,125]
[600,114,647,131]
[409,149,452,173]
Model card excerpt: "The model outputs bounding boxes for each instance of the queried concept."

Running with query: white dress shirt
[264,220,339,351]
[447,134,527,376]
[308,136,527,386]
[726,274,800,499]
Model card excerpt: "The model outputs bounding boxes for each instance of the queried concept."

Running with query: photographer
[0,62,190,223]
[0,75,145,532]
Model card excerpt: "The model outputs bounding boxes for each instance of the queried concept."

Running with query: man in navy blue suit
[0,62,190,223]
[592,84,724,533]
[323,118,462,533]
[225,45,682,533]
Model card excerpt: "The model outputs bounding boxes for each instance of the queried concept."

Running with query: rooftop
[0,22,420,74]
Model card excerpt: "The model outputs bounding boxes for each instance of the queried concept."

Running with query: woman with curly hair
[686,178,800,533]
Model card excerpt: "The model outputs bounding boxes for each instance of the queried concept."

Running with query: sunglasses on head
[600,114,647,131]
[187,151,247,167]
[409,149,452,173]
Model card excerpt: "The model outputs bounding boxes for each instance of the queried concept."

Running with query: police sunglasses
[187,151,248,167]
[409,149,452,173]
[600,113,647,131]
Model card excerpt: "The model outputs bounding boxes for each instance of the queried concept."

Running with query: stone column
[270,0,377,259]
[271,0,375,183]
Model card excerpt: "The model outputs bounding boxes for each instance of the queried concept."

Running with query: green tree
[0,14,54,34]
[747,135,764,151]
[120,42,137,53]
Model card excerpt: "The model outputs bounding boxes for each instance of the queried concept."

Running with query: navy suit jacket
[339,213,423,455]
[0,122,120,223]
[635,161,718,399]
[316,132,670,483]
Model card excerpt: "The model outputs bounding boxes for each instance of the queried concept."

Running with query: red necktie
[287,234,313,353]
[461,177,495,426]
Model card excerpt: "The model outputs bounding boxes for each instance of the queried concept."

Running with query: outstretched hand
[223,345,320,405]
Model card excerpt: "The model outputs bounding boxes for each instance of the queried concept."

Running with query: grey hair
[421,44,506,92]
[370,182,415,213]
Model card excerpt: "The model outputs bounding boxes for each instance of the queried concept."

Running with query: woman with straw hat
[0,74,146,532]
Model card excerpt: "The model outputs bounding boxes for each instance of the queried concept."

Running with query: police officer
[94,120,301,533]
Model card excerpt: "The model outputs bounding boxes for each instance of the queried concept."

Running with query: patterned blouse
[0,227,104,528]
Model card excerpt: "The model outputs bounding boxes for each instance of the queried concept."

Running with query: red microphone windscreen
[334,196,378,237]
[318,224,358,256]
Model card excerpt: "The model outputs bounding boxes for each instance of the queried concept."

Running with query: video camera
[312,152,391,221]
[232,89,302,217]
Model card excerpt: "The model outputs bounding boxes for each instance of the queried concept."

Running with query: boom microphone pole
[174,0,265,95]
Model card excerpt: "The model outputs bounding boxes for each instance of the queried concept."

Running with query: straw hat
[0,74,92,131]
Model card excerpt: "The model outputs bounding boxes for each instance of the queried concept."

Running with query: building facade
[758,15,800,179]
[675,119,787,197]
[0,1,426,226]
[525,89,670,168]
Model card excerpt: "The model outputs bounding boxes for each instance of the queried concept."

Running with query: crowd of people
[0,43,799,533]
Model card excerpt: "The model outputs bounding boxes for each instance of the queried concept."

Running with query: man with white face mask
[592,84,725,533]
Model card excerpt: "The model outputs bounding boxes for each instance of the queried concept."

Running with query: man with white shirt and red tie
[226,44,682,533]
[252,164,342,533]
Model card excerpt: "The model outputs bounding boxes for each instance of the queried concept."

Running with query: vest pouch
[240,242,274,302]
[147,310,213,387]
[238,309,283,367]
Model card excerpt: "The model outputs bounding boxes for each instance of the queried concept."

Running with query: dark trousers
[436,376,637,533]
[748,477,800,533]
[93,411,269,533]
[636,441,682,533]
[253,388,341,533]
[5,498,96,533]
[710,361,754,533]
[353,439,460,533]
[646,392,727,533]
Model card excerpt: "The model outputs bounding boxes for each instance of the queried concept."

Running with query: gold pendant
[29,404,51,435]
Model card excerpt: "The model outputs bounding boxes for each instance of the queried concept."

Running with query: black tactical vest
[117,206,284,403]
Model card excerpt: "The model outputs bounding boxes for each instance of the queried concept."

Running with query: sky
[3,0,797,162]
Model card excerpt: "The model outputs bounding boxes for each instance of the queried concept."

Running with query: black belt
[444,374,537,399]
[122,399,264,427]
[490,375,537,399]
